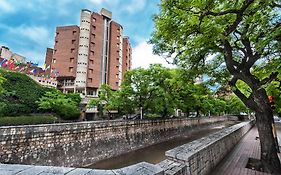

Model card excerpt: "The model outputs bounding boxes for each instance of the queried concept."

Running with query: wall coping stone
[0,162,163,175]
[165,121,252,162]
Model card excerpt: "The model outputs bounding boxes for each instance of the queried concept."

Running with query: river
[87,121,238,169]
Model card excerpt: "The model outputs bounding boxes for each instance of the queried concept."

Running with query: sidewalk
[210,124,281,175]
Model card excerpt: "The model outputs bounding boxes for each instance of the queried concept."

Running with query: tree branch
[271,1,281,8]
[229,76,259,111]
[241,37,253,57]
[244,52,260,70]
[224,0,255,36]
[260,72,279,86]
[223,40,239,74]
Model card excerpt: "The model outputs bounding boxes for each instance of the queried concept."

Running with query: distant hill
[0,68,52,116]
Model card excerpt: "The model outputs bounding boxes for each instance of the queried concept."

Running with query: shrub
[0,69,50,116]
[0,115,58,126]
[37,90,81,120]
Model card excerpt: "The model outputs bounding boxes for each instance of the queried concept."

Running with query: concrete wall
[0,120,253,175]
[0,117,228,167]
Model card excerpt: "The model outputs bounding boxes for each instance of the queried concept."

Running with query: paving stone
[16,165,51,175]
[40,166,74,174]
[65,168,92,175]
[86,169,116,175]
[115,162,163,175]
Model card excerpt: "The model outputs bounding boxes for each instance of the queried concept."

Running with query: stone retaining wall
[0,116,228,167]
[0,120,254,175]
[160,120,254,175]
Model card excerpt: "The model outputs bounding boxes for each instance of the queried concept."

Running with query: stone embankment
[0,120,254,175]
[0,116,230,166]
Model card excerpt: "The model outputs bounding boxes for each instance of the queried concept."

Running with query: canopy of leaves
[37,90,81,120]
[0,68,50,116]
[151,0,281,111]
[88,84,120,117]
[116,65,244,117]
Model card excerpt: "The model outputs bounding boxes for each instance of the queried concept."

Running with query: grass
[0,115,58,126]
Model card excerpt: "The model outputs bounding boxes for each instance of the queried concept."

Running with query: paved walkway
[210,123,281,175]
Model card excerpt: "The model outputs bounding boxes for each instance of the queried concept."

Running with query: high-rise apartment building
[45,8,132,97]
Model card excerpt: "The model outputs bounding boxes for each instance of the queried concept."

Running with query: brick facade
[45,9,132,95]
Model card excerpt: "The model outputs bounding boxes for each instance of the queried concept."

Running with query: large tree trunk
[253,90,281,173]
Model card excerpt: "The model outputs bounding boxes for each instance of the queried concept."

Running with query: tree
[88,84,119,119]
[0,73,5,94]
[151,0,281,172]
[37,90,80,120]
[120,64,176,118]
[0,69,49,116]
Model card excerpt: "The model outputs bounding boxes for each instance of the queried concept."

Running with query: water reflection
[88,121,237,169]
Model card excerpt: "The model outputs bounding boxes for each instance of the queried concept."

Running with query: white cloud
[132,41,176,69]
[18,49,45,66]
[0,0,14,13]
[9,25,51,46]
[125,0,146,14]
[89,0,109,5]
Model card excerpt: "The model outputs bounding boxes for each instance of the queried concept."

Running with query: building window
[91,42,95,46]
[73,31,77,35]
[88,78,92,83]
[92,34,95,38]
[92,26,96,30]
[52,59,56,63]
[70,58,74,63]
[72,40,75,44]
[91,51,94,56]
[92,18,96,22]
[90,59,94,64]
[69,67,73,72]
[71,48,75,53]
[89,69,93,73]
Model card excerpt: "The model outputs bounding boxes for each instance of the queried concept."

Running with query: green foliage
[225,94,248,114]
[254,59,281,115]
[119,65,232,117]
[88,84,119,117]
[0,73,5,94]
[120,64,176,117]
[37,90,81,120]
[150,0,281,113]
[0,69,50,116]
[0,115,58,126]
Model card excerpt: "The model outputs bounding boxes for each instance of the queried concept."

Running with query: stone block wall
[0,117,227,167]
[164,120,254,175]
[0,120,254,175]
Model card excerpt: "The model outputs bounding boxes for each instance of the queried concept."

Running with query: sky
[0,0,175,69]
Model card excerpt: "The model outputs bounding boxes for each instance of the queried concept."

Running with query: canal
[87,121,238,169]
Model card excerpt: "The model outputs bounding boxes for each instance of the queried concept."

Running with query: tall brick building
[45,8,132,97]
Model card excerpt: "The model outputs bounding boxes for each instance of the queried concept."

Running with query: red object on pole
[268,96,273,103]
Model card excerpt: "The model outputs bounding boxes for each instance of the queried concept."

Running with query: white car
[274,116,281,123]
